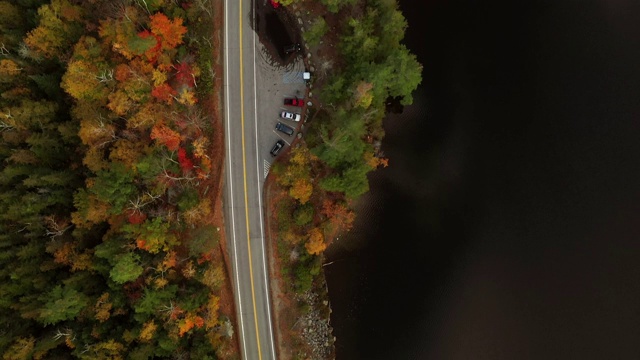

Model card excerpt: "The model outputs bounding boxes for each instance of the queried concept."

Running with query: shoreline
[264,172,336,359]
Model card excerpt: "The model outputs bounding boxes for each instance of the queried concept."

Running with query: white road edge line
[252,4,277,359]
[224,0,248,358]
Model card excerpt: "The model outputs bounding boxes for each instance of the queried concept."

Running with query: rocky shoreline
[296,281,335,359]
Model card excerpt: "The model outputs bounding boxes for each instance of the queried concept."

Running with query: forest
[0,0,231,359]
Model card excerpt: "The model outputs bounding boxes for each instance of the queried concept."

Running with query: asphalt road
[223,0,309,358]
[223,0,277,359]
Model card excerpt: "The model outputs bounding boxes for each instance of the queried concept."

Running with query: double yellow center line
[238,0,263,359]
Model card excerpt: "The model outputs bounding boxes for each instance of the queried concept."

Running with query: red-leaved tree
[151,83,177,104]
[175,62,195,88]
[127,210,147,225]
[177,148,194,173]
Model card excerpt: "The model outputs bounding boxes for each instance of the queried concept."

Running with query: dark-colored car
[275,122,295,136]
[284,43,302,54]
[270,140,285,156]
[284,97,305,107]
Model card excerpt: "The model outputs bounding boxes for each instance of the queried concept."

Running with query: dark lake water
[325,1,640,359]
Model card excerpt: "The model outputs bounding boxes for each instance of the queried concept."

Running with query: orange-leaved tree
[149,13,187,50]
[178,315,195,337]
[150,122,181,151]
[321,198,356,233]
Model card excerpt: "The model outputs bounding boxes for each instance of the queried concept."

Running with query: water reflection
[326,1,640,359]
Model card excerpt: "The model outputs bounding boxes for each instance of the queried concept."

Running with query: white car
[280,111,301,122]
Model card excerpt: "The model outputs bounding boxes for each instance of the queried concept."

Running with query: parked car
[284,97,304,107]
[270,140,285,156]
[280,111,301,122]
[275,122,294,136]
[284,43,302,54]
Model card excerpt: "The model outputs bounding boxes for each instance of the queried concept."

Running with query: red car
[284,97,304,107]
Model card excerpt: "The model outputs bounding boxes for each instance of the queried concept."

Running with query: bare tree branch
[127,191,163,214]
[0,43,10,55]
[53,328,73,341]
[96,69,114,83]
[196,0,212,16]
[44,216,72,241]
[0,120,13,132]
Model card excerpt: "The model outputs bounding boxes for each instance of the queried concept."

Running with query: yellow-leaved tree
[289,178,313,204]
[305,227,327,255]
[138,320,157,342]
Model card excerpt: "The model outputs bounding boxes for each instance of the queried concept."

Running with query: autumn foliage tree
[94,293,113,323]
[150,122,181,151]
[151,83,177,104]
[305,227,327,255]
[175,62,198,87]
[149,13,188,50]
[322,198,356,233]
[62,37,110,102]
[276,145,317,205]
[176,87,198,105]
[24,0,84,58]
[0,60,22,80]
[177,148,195,173]
[178,316,196,337]
[139,320,157,342]
[289,178,313,204]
